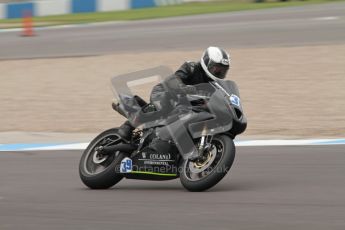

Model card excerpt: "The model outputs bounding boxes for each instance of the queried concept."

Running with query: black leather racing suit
[176,61,210,86]
[150,61,210,104]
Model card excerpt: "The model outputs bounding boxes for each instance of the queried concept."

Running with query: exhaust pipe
[98,144,137,155]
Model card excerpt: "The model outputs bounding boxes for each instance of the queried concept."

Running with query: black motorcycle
[79,76,247,192]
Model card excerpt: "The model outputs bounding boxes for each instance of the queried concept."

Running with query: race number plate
[120,157,132,173]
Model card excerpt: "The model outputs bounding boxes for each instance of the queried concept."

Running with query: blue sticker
[230,94,241,107]
[120,157,132,173]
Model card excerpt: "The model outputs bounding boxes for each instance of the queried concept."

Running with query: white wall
[0,0,187,19]
[36,0,69,17]
[0,4,4,19]
[182,0,209,2]
[98,0,129,12]
[155,0,183,6]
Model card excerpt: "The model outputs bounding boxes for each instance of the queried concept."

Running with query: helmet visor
[208,61,229,79]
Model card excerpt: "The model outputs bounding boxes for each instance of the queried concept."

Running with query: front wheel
[180,135,235,192]
[79,128,126,189]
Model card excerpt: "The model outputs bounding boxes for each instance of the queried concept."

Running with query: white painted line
[236,140,311,147]
[0,21,128,33]
[312,16,339,21]
[24,143,89,151]
[235,139,345,147]
[1,139,344,151]
[0,28,22,33]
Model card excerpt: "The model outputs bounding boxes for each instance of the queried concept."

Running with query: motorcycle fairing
[119,147,180,181]
[111,67,247,148]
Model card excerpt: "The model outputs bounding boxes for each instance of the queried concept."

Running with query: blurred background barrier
[0,0,187,19]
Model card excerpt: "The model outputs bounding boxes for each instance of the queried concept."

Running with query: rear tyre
[79,128,126,189]
[180,135,235,192]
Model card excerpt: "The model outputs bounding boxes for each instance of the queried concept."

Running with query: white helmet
[200,46,230,80]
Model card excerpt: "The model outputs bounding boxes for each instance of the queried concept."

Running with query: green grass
[0,0,343,28]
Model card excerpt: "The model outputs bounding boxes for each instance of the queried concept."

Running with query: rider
[117,46,231,141]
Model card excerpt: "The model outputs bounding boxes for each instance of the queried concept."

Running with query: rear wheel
[79,128,126,189]
[180,135,235,192]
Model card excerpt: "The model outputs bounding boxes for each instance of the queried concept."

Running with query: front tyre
[79,128,125,189]
[180,135,235,192]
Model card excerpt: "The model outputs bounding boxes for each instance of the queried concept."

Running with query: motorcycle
[79,73,247,192]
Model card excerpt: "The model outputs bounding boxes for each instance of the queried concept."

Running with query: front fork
[198,135,213,153]
[189,135,213,161]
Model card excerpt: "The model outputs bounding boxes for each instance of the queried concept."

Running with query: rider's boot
[118,121,135,142]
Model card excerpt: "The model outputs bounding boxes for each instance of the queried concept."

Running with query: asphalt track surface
[1,2,345,59]
[1,145,344,230]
